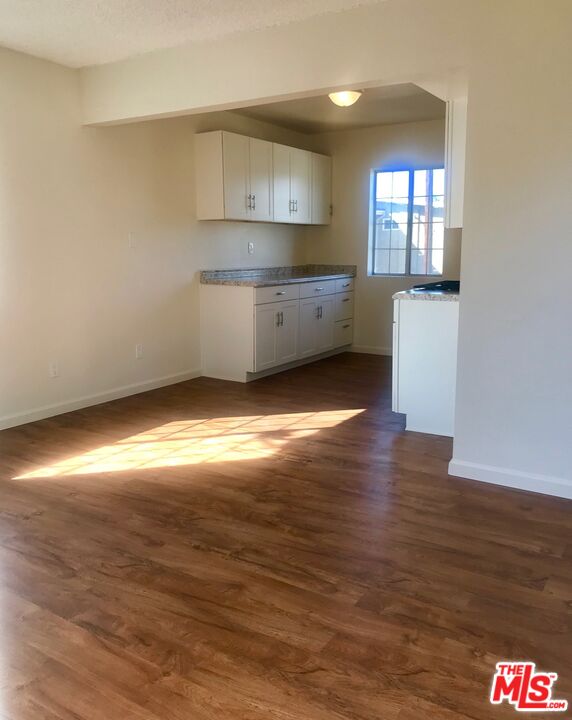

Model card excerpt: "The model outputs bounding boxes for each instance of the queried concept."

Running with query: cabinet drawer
[334,319,353,347]
[335,292,354,320]
[299,279,336,298]
[335,277,354,293]
[255,284,300,305]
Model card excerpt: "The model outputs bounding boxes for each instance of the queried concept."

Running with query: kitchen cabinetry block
[201,278,354,382]
[195,130,330,226]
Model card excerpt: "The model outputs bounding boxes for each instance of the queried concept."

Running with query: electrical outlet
[135,343,144,359]
[247,241,255,255]
[48,361,59,378]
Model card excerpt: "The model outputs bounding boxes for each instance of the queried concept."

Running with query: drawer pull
[342,298,350,302]
[275,291,286,295]
[343,282,351,287]
[342,324,351,329]
[315,287,324,291]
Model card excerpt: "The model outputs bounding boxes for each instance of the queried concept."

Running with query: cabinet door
[311,153,332,225]
[316,297,335,353]
[254,304,279,371]
[299,298,318,358]
[222,132,250,220]
[249,138,273,222]
[290,147,311,224]
[273,143,292,223]
[276,301,299,364]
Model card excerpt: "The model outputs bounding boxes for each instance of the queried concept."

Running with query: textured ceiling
[235,84,445,134]
[0,0,385,68]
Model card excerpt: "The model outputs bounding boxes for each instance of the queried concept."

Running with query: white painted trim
[0,368,202,431]
[350,345,392,356]
[449,459,572,501]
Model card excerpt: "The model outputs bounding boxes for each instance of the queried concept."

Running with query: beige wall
[306,120,461,353]
[0,48,311,428]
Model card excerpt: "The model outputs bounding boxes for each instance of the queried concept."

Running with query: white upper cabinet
[222,131,249,220]
[196,131,330,225]
[444,97,467,229]
[311,153,332,225]
[273,143,311,224]
[289,147,311,224]
[272,143,292,223]
[195,131,272,221]
[249,137,273,222]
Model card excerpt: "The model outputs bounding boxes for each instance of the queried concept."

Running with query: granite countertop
[200,264,357,287]
[393,290,460,302]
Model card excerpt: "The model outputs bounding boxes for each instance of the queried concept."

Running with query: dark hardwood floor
[0,353,570,719]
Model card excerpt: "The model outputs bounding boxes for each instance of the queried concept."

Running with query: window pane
[414,170,429,197]
[389,249,406,274]
[431,222,444,249]
[411,222,428,251]
[429,249,443,275]
[410,247,427,275]
[374,218,392,248]
[390,198,409,232]
[376,172,393,199]
[392,171,409,198]
[374,248,390,274]
[432,194,445,222]
[412,197,429,223]
[433,168,445,196]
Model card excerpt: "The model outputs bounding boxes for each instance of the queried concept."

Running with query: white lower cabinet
[255,300,299,371]
[300,295,335,358]
[334,319,353,347]
[299,297,334,358]
[392,295,459,436]
[201,279,354,382]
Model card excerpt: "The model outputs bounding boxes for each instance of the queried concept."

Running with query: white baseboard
[0,368,202,431]
[350,345,392,356]
[449,459,572,501]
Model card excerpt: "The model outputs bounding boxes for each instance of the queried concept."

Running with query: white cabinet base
[246,347,349,382]
[201,280,354,383]
[392,298,459,437]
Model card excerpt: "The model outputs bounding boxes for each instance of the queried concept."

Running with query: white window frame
[369,167,445,277]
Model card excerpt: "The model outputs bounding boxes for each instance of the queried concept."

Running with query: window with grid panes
[370,168,445,276]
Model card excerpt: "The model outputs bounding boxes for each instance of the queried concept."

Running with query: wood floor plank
[0,353,570,718]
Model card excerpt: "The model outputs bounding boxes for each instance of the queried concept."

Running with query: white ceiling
[0,0,385,68]
[235,84,445,134]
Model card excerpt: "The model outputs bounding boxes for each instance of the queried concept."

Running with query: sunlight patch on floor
[14,409,364,479]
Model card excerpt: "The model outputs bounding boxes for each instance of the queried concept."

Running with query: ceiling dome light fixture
[328,90,363,107]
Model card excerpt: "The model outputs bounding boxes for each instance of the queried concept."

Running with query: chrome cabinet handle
[343,324,350,329]
[275,291,286,295]
[252,194,256,210]
[280,311,284,326]
[343,282,351,287]
[294,199,298,212]
[342,298,350,302]
[247,194,252,209]
[289,199,293,212]
[315,287,324,292]
[276,312,281,327]
[317,305,323,319]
